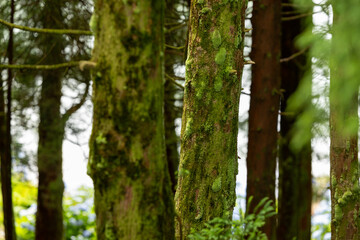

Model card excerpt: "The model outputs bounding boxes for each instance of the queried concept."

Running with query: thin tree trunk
[175,1,246,238]
[330,5,360,239]
[88,1,174,239]
[246,1,281,239]
[164,0,185,194]
[35,1,65,239]
[1,0,17,238]
[278,2,312,240]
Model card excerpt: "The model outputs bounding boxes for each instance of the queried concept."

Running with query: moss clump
[96,133,107,144]
[212,177,222,192]
[89,13,98,34]
[184,118,193,138]
[215,48,226,65]
[212,30,222,49]
[214,76,223,91]
[200,7,211,14]
[335,204,343,222]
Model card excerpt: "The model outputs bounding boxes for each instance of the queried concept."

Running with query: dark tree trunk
[35,1,65,239]
[1,0,17,238]
[278,2,312,240]
[175,1,246,238]
[246,1,281,239]
[88,0,175,239]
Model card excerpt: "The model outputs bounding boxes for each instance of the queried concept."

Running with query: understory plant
[188,197,276,240]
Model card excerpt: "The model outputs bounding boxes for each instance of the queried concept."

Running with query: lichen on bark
[175,0,246,239]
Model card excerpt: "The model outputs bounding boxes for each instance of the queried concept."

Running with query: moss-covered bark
[88,1,174,239]
[35,1,65,239]
[330,10,360,240]
[246,1,281,239]
[175,1,246,238]
[278,2,312,240]
[329,3,360,239]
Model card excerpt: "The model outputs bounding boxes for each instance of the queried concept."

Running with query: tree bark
[246,1,281,239]
[35,1,65,239]
[1,0,17,238]
[278,2,312,240]
[330,4,360,239]
[88,0,174,239]
[175,1,246,238]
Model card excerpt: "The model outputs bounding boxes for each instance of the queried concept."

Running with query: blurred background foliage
[0,177,96,240]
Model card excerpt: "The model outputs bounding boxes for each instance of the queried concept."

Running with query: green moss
[215,48,226,65]
[332,175,337,187]
[214,76,223,91]
[212,177,222,192]
[235,35,242,48]
[335,204,343,222]
[96,133,107,144]
[184,118,193,138]
[130,136,143,162]
[211,30,222,49]
[200,7,211,14]
[89,14,98,33]
[195,206,203,220]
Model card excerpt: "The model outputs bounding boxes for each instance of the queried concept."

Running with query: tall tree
[278,2,312,240]
[88,0,174,239]
[164,0,188,194]
[175,0,246,238]
[35,1,66,239]
[35,1,91,239]
[0,0,17,239]
[330,2,360,239]
[246,1,281,239]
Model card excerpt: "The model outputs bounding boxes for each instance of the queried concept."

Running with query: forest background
[0,0,358,239]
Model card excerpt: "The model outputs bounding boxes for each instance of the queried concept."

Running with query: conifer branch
[280,46,309,63]
[0,61,80,70]
[0,19,92,35]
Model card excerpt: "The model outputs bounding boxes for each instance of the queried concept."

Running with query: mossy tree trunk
[35,1,65,239]
[330,3,360,239]
[0,0,17,239]
[88,0,174,239]
[175,1,246,238]
[246,1,281,239]
[278,2,312,240]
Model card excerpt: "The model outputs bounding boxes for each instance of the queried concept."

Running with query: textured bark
[278,2,312,240]
[1,0,17,238]
[175,1,246,238]
[88,1,174,239]
[330,4,360,239]
[35,1,65,239]
[246,1,281,239]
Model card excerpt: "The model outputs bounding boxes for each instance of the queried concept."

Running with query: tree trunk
[330,4,360,239]
[246,1,281,239]
[35,1,65,239]
[278,2,312,240]
[88,0,174,239]
[164,0,186,194]
[1,0,17,238]
[175,1,246,238]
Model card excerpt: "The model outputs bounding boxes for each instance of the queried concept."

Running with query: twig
[280,46,309,63]
[165,44,186,50]
[0,18,92,35]
[165,73,185,89]
[0,61,80,70]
